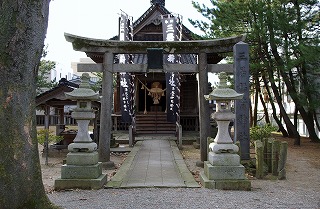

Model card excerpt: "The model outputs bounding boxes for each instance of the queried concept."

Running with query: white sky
[44,0,214,80]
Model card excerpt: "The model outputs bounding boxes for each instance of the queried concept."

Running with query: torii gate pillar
[197,53,211,165]
[98,52,115,168]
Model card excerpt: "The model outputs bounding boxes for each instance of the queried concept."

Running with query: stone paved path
[107,138,199,188]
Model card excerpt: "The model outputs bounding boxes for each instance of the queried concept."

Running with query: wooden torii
[65,33,250,166]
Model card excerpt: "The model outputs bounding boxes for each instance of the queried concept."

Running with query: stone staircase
[135,112,176,135]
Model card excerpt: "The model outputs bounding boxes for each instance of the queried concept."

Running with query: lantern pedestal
[54,73,107,190]
[55,151,107,190]
[200,72,251,190]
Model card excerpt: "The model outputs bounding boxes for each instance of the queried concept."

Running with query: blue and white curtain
[119,12,135,123]
[161,14,182,123]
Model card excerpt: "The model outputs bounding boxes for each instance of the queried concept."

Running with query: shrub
[250,124,277,142]
[37,129,63,145]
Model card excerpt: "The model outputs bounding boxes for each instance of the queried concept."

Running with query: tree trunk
[253,74,259,127]
[293,107,301,145]
[0,1,57,208]
[260,39,299,139]
[259,92,270,124]
[261,75,288,137]
[269,28,319,142]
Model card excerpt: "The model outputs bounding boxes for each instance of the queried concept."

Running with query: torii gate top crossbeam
[64,33,246,54]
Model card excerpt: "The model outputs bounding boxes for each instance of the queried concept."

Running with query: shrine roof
[36,78,79,107]
[36,78,101,108]
[132,3,193,40]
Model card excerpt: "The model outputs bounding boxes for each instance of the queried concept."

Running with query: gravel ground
[48,185,319,209]
[46,136,320,209]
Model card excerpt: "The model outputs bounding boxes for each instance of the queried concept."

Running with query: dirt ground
[40,134,320,193]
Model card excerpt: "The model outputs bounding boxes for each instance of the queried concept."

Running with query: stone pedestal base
[61,163,103,179]
[54,151,107,190]
[200,171,251,190]
[55,174,107,190]
[201,161,251,190]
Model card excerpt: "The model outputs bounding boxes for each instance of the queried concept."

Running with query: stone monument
[54,73,107,190]
[200,72,251,190]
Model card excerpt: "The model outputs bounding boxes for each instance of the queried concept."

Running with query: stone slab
[204,161,246,180]
[66,152,98,165]
[214,179,251,190]
[61,163,102,179]
[54,174,107,190]
[107,140,198,188]
[208,152,240,166]
[200,171,251,190]
[106,141,142,188]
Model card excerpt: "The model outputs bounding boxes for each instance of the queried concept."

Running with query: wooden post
[98,52,114,167]
[129,125,134,147]
[198,52,210,164]
[255,140,264,179]
[176,123,182,150]
[58,105,64,125]
[44,104,50,165]
[278,142,288,180]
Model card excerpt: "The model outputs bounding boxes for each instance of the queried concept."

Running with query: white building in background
[71,58,99,83]
[50,62,73,82]
[254,82,320,138]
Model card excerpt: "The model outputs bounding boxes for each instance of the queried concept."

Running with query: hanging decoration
[138,79,166,105]
[161,14,182,122]
[119,11,135,123]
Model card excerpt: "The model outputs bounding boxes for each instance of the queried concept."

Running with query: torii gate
[65,33,250,166]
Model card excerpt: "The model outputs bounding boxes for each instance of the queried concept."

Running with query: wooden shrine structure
[63,0,250,162]
[65,33,250,162]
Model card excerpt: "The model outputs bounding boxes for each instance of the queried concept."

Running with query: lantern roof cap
[65,73,99,100]
[204,72,243,101]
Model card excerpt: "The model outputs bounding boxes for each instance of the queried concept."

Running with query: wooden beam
[77,63,234,73]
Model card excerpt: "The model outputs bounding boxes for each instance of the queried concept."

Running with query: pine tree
[190,0,320,143]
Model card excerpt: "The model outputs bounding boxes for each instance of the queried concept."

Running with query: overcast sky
[44,0,211,77]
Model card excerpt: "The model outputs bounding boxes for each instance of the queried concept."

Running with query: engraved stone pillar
[234,42,250,160]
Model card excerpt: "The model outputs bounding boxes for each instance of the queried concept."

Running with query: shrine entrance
[134,73,176,135]
[65,32,250,163]
[136,73,167,114]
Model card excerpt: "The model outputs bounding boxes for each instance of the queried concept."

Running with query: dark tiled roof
[36,78,79,106]
[133,4,193,40]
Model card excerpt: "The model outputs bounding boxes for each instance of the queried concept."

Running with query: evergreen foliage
[36,47,58,95]
[190,0,320,143]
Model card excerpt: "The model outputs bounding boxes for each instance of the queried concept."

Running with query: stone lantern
[200,72,251,190]
[55,73,107,190]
